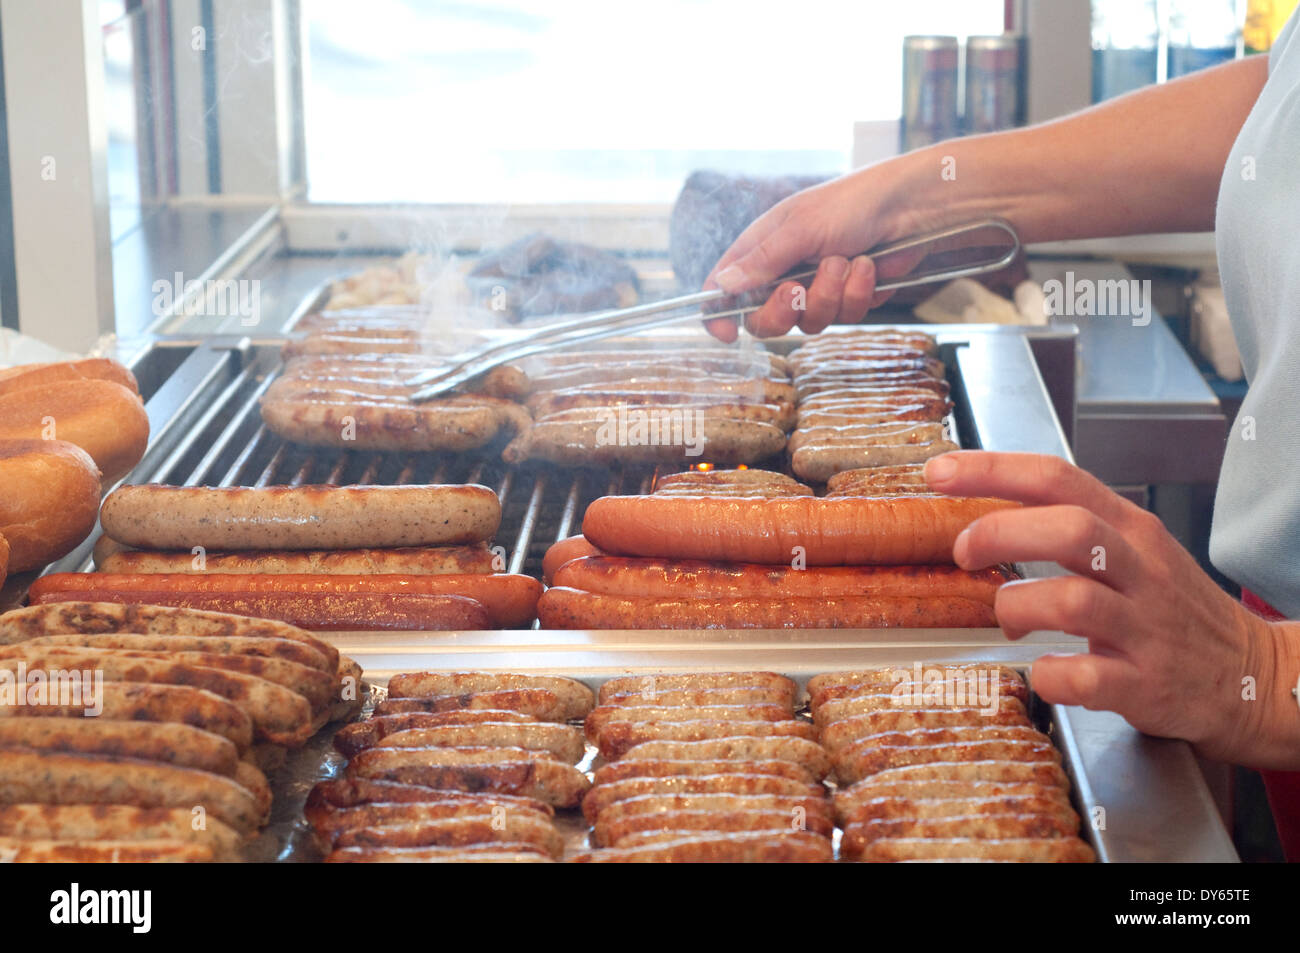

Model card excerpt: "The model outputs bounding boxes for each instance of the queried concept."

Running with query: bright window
[303,0,1004,203]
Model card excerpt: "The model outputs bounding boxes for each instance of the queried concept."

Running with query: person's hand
[924,450,1298,769]
[702,170,931,341]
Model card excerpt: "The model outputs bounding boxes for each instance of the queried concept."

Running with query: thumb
[705,225,809,295]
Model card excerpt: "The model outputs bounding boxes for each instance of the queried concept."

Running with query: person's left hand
[924,450,1295,768]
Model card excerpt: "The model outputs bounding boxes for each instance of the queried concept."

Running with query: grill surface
[105,343,665,590]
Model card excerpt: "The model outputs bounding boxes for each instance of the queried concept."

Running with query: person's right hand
[701,168,933,341]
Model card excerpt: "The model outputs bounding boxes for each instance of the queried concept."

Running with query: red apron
[1241,589,1300,862]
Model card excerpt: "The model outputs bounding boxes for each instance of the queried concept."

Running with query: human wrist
[1228,615,1300,769]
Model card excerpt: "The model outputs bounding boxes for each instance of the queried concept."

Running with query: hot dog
[0,805,243,861]
[0,650,310,746]
[31,572,541,629]
[847,836,1096,863]
[581,495,1017,565]
[654,469,802,489]
[0,718,239,776]
[100,544,499,576]
[542,535,604,585]
[503,416,786,467]
[99,484,501,550]
[835,740,1064,785]
[334,711,537,757]
[386,672,593,720]
[792,442,961,482]
[599,672,796,704]
[304,778,552,820]
[326,844,553,863]
[0,837,214,863]
[0,681,254,751]
[260,394,528,453]
[309,797,553,843]
[592,758,814,788]
[0,749,262,835]
[853,760,1071,790]
[344,757,590,808]
[620,738,830,780]
[834,780,1071,817]
[372,721,585,763]
[816,702,1031,739]
[537,401,795,432]
[0,643,333,715]
[571,830,833,863]
[0,602,338,666]
[331,814,564,857]
[373,691,565,720]
[538,588,996,630]
[581,774,827,822]
[596,808,834,848]
[787,422,948,452]
[585,703,793,742]
[17,632,331,673]
[810,676,1029,711]
[554,558,1013,606]
[842,815,1081,854]
[590,793,833,828]
[597,719,818,761]
[834,726,1053,766]
[600,686,794,712]
[25,581,493,633]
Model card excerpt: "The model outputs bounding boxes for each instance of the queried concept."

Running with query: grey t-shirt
[1210,11,1300,615]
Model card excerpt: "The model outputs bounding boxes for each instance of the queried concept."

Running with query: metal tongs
[408,217,1019,402]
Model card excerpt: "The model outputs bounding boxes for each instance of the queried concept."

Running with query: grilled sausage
[836,741,1064,785]
[304,778,552,822]
[571,830,832,863]
[344,756,590,808]
[596,807,834,847]
[0,681,254,752]
[327,844,553,863]
[817,702,1031,741]
[591,758,814,788]
[329,814,564,858]
[0,718,239,777]
[0,749,262,835]
[849,836,1095,863]
[585,703,793,742]
[371,722,585,763]
[598,719,817,761]
[386,672,593,720]
[99,484,502,549]
[0,804,244,861]
[619,737,830,780]
[581,774,827,823]
[373,691,565,720]
[599,672,796,704]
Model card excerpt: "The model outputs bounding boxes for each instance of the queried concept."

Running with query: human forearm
[886,55,1269,243]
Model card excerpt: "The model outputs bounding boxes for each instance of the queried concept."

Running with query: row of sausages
[0,602,361,862]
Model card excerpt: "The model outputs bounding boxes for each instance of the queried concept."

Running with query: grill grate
[121,345,660,590]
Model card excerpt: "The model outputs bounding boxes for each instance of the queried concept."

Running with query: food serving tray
[252,638,1238,863]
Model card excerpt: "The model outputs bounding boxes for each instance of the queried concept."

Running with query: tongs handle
[407,217,1019,401]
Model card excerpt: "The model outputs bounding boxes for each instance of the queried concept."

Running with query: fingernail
[925,455,957,483]
[953,526,971,562]
[713,266,747,294]
[824,257,850,280]
[850,255,874,279]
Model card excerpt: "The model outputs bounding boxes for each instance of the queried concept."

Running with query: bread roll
[0,380,149,483]
[0,358,139,399]
[0,440,102,571]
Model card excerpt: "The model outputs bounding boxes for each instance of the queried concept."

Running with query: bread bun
[0,531,9,586]
[0,379,149,483]
[0,439,102,571]
[0,358,139,398]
